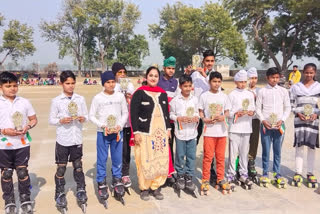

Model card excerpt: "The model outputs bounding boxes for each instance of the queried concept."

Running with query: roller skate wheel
[291,181,295,186]
[111,191,114,197]
[244,185,248,190]
[200,191,204,196]
[103,200,108,209]
[283,184,287,189]
[315,183,319,188]
[297,182,301,187]
[215,185,219,190]
[277,184,281,189]
[222,190,226,195]
[127,188,132,195]
[308,183,312,188]
[80,204,86,214]
[62,208,67,214]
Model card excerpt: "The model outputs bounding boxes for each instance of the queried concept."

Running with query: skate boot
[291,173,303,187]
[164,175,176,187]
[151,188,164,200]
[98,180,109,209]
[259,175,270,188]
[20,194,34,214]
[248,159,258,184]
[200,180,210,196]
[307,174,318,188]
[111,177,125,205]
[227,177,237,192]
[239,175,253,190]
[215,179,233,194]
[4,198,16,214]
[55,191,67,214]
[272,173,287,189]
[185,175,198,198]
[173,174,185,197]
[76,188,87,213]
[122,176,132,195]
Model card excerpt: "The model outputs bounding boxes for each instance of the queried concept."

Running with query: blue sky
[0,0,318,70]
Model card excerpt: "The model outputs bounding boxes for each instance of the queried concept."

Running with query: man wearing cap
[158,56,179,186]
[112,62,135,189]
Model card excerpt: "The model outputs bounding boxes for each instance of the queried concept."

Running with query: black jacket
[130,90,171,134]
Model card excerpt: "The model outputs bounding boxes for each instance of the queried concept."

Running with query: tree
[40,0,89,74]
[224,0,320,72]
[0,20,35,66]
[0,13,4,27]
[149,2,247,70]
[85,0,149,70]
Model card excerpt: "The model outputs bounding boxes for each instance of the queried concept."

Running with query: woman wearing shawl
[130,66,173,201]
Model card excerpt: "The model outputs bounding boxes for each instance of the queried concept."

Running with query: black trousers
[170,123,175,164]
[122,127,132,176]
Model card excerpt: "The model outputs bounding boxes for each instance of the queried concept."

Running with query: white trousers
[295,146,315,175]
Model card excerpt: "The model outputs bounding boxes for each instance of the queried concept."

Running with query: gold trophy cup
[119,78,129,93]
[68,101,78,120]
[12,111,23,131]
[186,107,195,117]
[269,113,278,129]
[106,115,117,134]
[303,104,313,120]
[242,99,249,114]
[192,55,201,70]
[209,103,219,120]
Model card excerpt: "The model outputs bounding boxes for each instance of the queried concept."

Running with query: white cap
[234,70,248,81]
[247,67,258,78]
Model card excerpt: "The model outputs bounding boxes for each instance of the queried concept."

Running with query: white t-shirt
[199,91,230,137]
[49,93,88,146]
[170,93,199,140]
[228,88,255,134]
[0,96,36,150]
[89,91,128,132]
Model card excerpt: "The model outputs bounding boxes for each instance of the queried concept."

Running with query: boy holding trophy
[0,72,37,214]
[256,67,291,188]
[226,70,255,190]
[49,70,88,213]
[89,71,128,207]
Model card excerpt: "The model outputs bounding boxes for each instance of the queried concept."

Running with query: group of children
[0,50,319,213]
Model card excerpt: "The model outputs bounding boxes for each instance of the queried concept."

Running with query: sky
[0,0,319,70]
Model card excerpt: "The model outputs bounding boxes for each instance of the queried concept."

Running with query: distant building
[214,64,230,78]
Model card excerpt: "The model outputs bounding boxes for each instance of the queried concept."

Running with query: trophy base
[104,127,117,136]
[71,116,78,120]
[305,116,310,120]
[243,110,248,115]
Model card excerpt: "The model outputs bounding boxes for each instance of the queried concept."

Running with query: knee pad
[16,167,29,181]
[73,159,82,172]
[1,168,13,181]
[56,165,66,177]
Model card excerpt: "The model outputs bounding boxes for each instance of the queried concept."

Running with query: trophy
[209,103,223,120]
[12,111,23,131]
[269,113,278,129]
[186,107,195,117]
[242,99,249,114]
[106,115,117,134]
[68,101,78,120]
[119,78,129,93]
[192,55,201,70]
[303,104,313,120]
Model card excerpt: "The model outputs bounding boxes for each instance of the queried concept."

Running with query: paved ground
[1,78,320,214]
